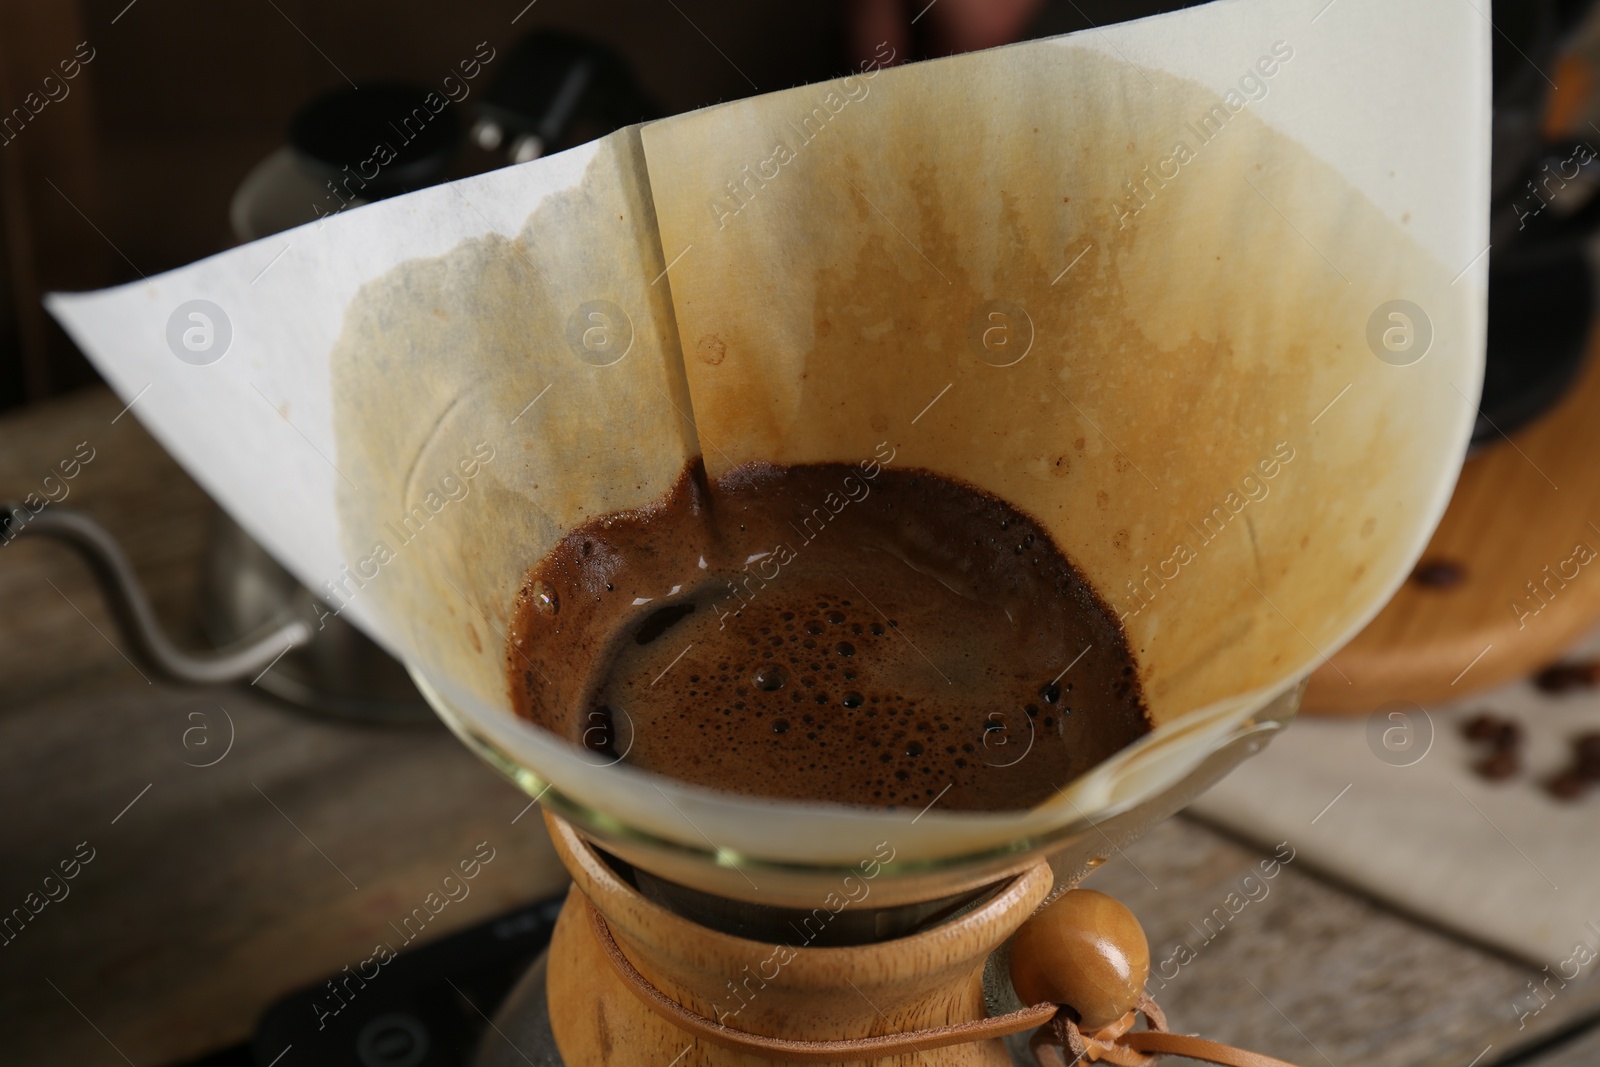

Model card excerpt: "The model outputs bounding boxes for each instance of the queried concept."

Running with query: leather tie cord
[588,902,1301,1066]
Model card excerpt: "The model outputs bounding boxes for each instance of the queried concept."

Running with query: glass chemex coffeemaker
[36,0,1487,1061]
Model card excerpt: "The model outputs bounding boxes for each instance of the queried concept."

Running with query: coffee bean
[1534,660,1600,694]
[1492,721,1523,751]
[1475,749,1520,781]
[1573,733,1600,779]
[1547,772,1590,801]
[1410,559,1465,589]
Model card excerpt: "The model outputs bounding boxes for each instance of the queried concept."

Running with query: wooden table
[3,387,1596,1066]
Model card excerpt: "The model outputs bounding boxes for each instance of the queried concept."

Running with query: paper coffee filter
[45,0,1487,873]
[640,31,1478,735]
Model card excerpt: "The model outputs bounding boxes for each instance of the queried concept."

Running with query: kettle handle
[3,502,311,685]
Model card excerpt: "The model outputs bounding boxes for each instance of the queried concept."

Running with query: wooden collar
[587,899,1300,1066]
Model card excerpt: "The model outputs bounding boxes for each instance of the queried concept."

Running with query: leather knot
[1032,994,1301,1067]
[1032,995,1167,1067]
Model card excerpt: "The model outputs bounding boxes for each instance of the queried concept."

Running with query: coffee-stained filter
[48,0,1487,896]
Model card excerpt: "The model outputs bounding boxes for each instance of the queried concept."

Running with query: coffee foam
[508,459,1148,811]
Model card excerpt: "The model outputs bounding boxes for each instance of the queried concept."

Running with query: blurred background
[8,1,1600,1066]
[0,0,1161,413]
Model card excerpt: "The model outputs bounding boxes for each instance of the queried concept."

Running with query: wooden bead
[1008,889,1149,1030]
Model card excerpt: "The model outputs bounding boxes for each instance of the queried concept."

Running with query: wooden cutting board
[1306,334,1600,712]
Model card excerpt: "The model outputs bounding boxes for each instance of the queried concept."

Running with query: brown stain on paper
[329,130,697,705]
[328,42,1472,743]
[639,45,1469,726]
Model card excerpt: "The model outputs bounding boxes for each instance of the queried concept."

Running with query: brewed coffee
[507,456,1148,811]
